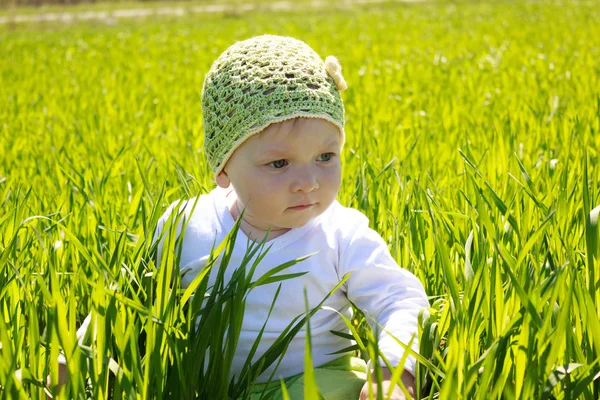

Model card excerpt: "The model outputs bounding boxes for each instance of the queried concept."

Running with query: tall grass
[1,0,600,398]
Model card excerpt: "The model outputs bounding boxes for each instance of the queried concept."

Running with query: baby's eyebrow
[322,137,340,148]
[260,147,289,159]
[259,138,340,160]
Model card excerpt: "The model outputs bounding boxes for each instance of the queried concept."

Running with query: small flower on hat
[325,55,348,92]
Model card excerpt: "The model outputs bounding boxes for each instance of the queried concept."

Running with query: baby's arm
[338,213,429,392]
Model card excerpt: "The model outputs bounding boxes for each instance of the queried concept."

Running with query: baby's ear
[215,170,231,188]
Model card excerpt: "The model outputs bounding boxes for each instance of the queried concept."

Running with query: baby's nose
[291,171,319,193]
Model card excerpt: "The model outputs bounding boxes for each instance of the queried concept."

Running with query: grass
[0,0,385,18]
[1,0,600,398]
[0,1,205,17]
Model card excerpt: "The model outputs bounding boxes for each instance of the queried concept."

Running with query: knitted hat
[202,35,348,175]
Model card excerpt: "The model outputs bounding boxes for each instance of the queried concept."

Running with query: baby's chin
[280,206,327,228]
[282,219,314,229]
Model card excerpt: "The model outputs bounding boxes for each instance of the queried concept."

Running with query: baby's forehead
[257,119,301,140]
[255,118,339,143]
[250,129,305,154]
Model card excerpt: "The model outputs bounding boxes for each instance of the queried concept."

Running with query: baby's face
[217,117,342,232]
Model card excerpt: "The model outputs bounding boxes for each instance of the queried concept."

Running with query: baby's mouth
[288,203,315,210]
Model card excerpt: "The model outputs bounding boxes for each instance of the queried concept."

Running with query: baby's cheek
[250,179,283,206]
[324,168,342,193]
[261,174,287,194]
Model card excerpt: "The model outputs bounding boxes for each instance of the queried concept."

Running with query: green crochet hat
[202,35,348,175]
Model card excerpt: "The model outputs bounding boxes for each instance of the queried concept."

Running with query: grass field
[1,0,600,398]
[0,0,336,19]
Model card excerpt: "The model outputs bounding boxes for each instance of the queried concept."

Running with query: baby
[39,34,429,399]
[155,35,430,399]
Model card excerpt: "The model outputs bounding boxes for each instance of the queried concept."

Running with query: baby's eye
[317,152,335,162]
[268,159,288,169]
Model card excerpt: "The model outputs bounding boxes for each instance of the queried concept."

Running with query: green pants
[246,355,367,400]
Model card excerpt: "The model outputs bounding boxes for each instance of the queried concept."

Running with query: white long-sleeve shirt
[154,186,429,382]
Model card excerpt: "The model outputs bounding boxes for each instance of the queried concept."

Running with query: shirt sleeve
[338,213,429,376]
[153,200,183,268]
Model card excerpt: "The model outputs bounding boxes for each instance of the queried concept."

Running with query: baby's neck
[225,189,290,242]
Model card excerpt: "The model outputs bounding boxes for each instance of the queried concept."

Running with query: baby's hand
[47,361,70,392]
[15,361,69,399]
[358,367,415,400]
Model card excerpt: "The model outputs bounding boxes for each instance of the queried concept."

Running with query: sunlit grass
[1,0,600,398]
